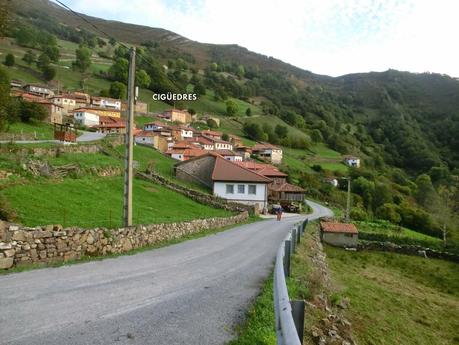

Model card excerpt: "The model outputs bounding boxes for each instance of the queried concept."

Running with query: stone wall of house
[0,212,249,270]
[137,171,257,214]
[357,241,459,263]
[175,155,215,188]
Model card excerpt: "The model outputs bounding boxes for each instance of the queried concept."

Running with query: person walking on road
[276,206,283,221]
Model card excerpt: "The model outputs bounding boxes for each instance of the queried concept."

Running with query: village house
[324,177,339,187]
[73,107,121,119]
[252,142,283,164]
[234,161,305,205]
[73,109,100,127]
[320,222,359,247]
[10,79,23,89]
[178,126,194,139]
[216,149,243,161]
[134,131,169,152]
[163,109,192,124]
[185,136,215,151]
[70,92,90,107]
[23,84,54,98]
[234,146,252,160]
[199,129,222,140]
[175,153,272,211]
[50,94,77,114]
[343,155,361,168]
[94,122,126,134]
[91,96,122,110]
[208,137,233,151]
[228,134,243,147]
[144,122,167,131]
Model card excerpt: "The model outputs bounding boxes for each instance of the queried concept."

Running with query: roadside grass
[2,120,54,140]
[0,215,263,276]
[0,176,231,228]
[326,246,459,345]
[48,152,123,169]
[228,275,277,345]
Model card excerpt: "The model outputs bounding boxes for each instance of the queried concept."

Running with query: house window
[226,184,234,194]
[248,185,257,194]
[238,185,245,194]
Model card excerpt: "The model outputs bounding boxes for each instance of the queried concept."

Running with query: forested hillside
[1,0,458,248]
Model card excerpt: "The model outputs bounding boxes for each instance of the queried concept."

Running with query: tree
[43,45,60,63]
[19,100,48,122]
[36,53,50,70]
[415,174,437,208]
[109,37,116,46]
[194,82,206,96]
[109,81,126,99]
[136,69,151,88]
[42,65,56,81]
[243,122,264,141]
[73,46,91,72]
[375,203,401,224]
[188,108,196,115]
[22,50,36,65]
[226,100,238,116]
[245,107,252,116]
[4,53,14,66]
[275,125,288,139]
[311,129,323,143]
[108,58,129,82]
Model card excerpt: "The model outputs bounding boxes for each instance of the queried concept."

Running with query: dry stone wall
[0,212,248,270]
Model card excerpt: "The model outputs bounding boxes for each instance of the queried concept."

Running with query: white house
[216,149,243,162]
[73,110,100,127]
[180,127,194,139]
[91,96,122,110]
[213,139,233,151]
[144,122,166,131]
[343,156,361,168]
[174,153,271,212]
[252,142,283,164]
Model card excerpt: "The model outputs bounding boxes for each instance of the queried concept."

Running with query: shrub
[4,53,14,66]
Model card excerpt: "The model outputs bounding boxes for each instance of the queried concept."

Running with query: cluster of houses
[9,81,147,136]
[133,110,305,213]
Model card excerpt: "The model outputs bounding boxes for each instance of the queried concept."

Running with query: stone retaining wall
[137,171,257,215]
[357,241,459,263]
[0,144,100,157]
[0,212,249,270]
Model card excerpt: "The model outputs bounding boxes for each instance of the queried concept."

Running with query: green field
[357,220,443,243]
[1,176,231,228]
[3,120,55,140]
[326,247,459,345]
[48,152,122,169]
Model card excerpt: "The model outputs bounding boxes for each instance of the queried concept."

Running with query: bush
[375,203,401,224]
[4,53,14,66]
[350,208,368,221]
[42,65,56,81]
[18,100,48,122]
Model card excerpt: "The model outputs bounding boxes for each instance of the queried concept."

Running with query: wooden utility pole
[345,177,351,223]
[123,47,136,227]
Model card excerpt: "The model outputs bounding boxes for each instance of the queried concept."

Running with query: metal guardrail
[274,219,309,345]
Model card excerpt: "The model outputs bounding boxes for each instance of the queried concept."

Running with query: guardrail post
[284,240,291,277]
[291,300,305,341]
[297,224,301,244]
[291,229,296,253]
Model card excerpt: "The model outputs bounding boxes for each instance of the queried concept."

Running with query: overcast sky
[54,0,459,77]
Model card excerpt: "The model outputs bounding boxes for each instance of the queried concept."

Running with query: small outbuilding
[320,222,358,248]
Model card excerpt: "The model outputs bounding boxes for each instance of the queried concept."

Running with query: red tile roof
[212,155,272,183]
[234,161,287,177]
[320,222,358,234]
[252,142,281,151]
[215,149,239,156]
[270,182,305,192]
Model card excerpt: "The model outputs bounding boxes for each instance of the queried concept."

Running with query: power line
[52,0,157,70]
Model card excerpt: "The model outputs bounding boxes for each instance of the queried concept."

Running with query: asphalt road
[0,200,332,345]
